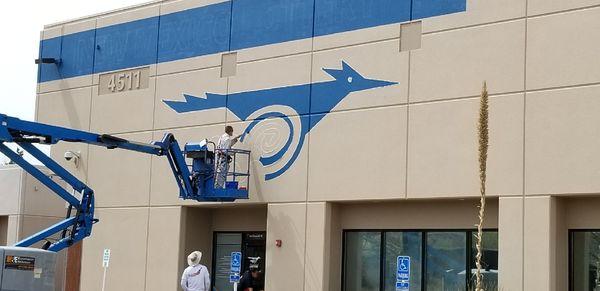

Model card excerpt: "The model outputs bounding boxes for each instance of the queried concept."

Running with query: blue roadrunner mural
[163,61,396,180]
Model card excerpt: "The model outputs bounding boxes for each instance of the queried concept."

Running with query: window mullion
[380,231,385,291]
[466,231,472,291]
[422,231,427,291]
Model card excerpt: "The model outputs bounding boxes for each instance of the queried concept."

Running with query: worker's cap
[187,251,202,266]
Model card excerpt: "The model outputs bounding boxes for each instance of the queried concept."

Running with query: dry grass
[475,81,489,291]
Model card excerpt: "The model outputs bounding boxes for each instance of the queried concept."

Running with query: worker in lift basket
[181,251,211,291]
[215,125,242,189]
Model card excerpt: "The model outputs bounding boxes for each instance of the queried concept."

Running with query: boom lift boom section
[0,113,249,252]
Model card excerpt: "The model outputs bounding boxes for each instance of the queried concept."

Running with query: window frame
[341,229,499,291]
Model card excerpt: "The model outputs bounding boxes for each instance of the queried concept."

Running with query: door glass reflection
[344,232,381,291]
[572,232,600,291]
[426,232,466,291]
[383,232,422,291]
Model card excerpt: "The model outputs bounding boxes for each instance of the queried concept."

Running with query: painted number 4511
[99,67,149,95]
[107,70,141,93]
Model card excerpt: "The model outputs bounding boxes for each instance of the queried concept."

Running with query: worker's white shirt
[180,264,211,291]
[217,133,238,151]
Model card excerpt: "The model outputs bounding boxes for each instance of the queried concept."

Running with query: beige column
[498,196,524,291]
[304,202,333,291]
[145,207,185,291]
[5,215,19,245]
[523,196,558,291]
[80,208,150,291]
[265,203,307,291]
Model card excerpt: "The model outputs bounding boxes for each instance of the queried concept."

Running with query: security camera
[64,151,81,168]
[64,151,76,161]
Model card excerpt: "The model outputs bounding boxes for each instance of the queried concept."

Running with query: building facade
[0,165,68,290]
[34,0,600,290]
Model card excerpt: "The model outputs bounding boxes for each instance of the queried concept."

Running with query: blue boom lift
[0,113,250,253]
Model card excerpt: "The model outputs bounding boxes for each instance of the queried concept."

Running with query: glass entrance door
[213,233,242,291]
[213,232,266,291]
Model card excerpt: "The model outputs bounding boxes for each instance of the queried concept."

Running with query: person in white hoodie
[181,251,211,291]
[215,125,242,189]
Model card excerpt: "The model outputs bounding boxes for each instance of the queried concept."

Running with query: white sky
[0,0,150,164]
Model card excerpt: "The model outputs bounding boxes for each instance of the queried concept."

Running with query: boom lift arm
[0,113,249,252]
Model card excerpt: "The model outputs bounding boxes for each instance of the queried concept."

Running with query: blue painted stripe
[94,16,160,73]
[61,30,96,78]
[230,0,314,50]
[38,0,466,83]
[411,0,466,20]
[38,36,61,83]
[158,2,231,63]
[314,0,412,37]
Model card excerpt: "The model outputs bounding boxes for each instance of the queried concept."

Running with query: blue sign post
[396,256,410,291]
[229,252,242,285]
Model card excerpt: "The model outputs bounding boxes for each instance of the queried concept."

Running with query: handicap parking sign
[229,252,242,283]
[396,256,410,281]
[229,273,241,283]
[231,252,241,269]
[396,256,410,291]
[396,281,409,291]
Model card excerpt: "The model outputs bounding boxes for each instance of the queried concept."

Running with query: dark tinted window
[571,231,600,291]
[344,232,381,291]
[342,230,498,291]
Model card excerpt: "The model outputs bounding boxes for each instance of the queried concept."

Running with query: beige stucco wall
[0,165,66,245]
[247,199,501,291]
[0,166,68,290]
[146,207,185,291]
[80,208,150,291]
[33,0,600,290]
[497,196,600,291]
[265,203,307,291]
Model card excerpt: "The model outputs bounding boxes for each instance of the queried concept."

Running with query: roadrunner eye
[347,77,353,83]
